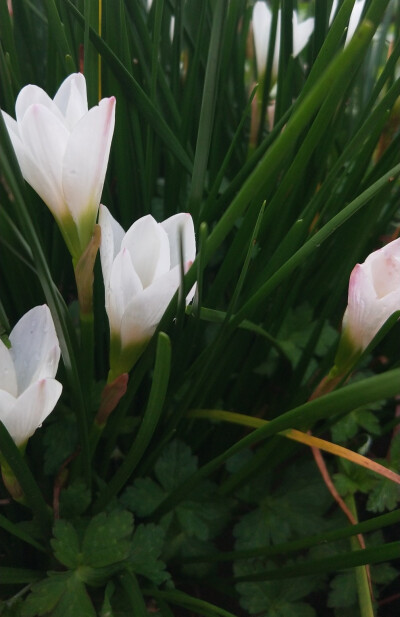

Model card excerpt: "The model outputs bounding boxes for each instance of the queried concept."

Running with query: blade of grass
[232,541,400,581]
[62,0,193,174]
[0,514,46,553]
[180,509,400,563]
[187,409,400,485]
[151,368,400,518]
[145,589,238,617]
[0,422,52,534]
[42,0,75,72]
[188,0,227,222]
[232,161,400,326]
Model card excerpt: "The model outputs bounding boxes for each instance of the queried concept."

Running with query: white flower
[2,73,115,259]
[341,238,400,355]
[252,1,314,78]
[0,305,62,447]
[99,205,196,378]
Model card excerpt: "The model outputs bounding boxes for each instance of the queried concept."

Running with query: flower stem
[79,311,94,400]
[345,494,375,617]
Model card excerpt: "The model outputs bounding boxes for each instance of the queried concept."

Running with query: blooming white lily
[252,1,314,79]
[99,205,196,379]
[2,73,115,260]
[339,238,400,362]
[0,305,62,447]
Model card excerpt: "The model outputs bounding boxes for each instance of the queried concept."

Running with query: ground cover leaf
[235,560,318,617]
[122,439,232,570]
[59,480,91,518]
[21,572,96,617]
[129,523,170,584]
[327,571,357,608]
[234,461,332,550]
[331,408,381,443]
[82,510,133,568]
[122,440,230,541]
[51,520,80,569]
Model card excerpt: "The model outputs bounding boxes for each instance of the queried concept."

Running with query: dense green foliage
[0,0,400,615]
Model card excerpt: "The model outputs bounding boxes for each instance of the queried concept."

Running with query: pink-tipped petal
[160,213,196,269]
[122,215,170,288]
[343,239,400,352]
[15,84,64,125]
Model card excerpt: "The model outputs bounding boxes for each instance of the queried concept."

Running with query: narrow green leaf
[233,541,400,582]
[188,0,228,221]
[180,509,400,563]
[83,0,99,105]
[62,0,193,174]
[0,514,46,553]
[42,0,75,72]
[93,332,172,512]
[233,162,400,325]
[152,368,400,517]
[0,422,51,533]
[146,589,238,617]
[119,571,148,617]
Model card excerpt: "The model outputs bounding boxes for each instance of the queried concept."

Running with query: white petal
[160,213,196,269]
[366,238,400,298]
[253,1,272,77]
[107,249,143,334]
[1,110,34,176]
[1,379,62,446]
[120,265,181,349]
[15,84,64,125]
[99,204,125,290]
[3,108,66,220]
[53,73,88,129]
[293,15,314,57]
[62,97,116,244]
[345,0,366,46]
[19,103,69,218]
[329,0,339,25]
[9,305,60,393]
[0,390,16,434]
[0,341,18,397]
[122,215,170,288]
[2,110,20,140]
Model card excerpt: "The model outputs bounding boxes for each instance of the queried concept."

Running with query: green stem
[119,571,148,617]
[345,494,375,617]
[79,311,94,400]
